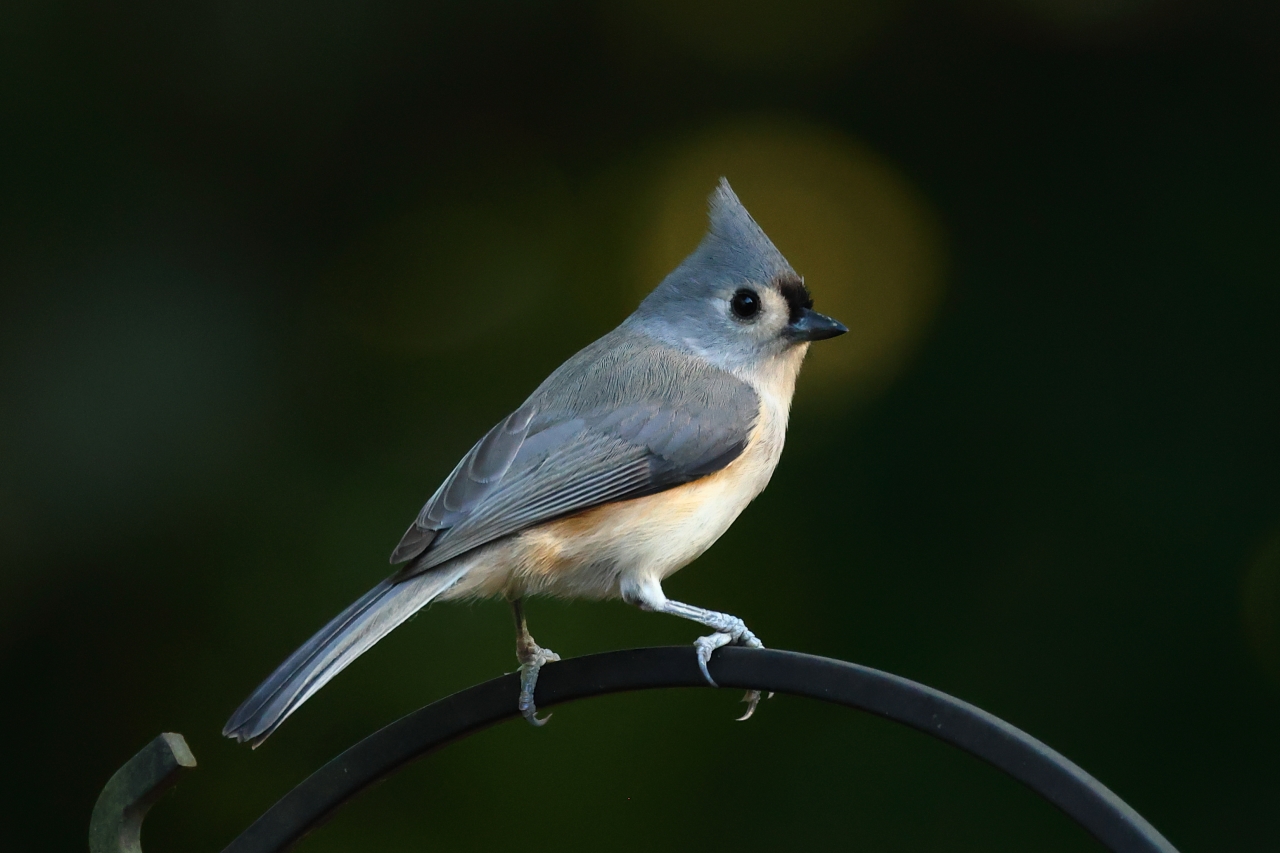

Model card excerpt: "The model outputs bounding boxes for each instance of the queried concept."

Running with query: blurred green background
[2,1,1278,851]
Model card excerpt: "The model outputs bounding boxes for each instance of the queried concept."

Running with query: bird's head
[629,179,847,374]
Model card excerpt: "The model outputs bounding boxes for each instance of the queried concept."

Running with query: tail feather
[223,564,467,747]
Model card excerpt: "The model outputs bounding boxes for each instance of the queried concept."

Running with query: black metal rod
[220,646,1178,853]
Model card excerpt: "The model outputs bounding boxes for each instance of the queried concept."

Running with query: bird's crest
[645,178,795,305]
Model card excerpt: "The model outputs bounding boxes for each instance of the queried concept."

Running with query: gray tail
[223,564,466,747]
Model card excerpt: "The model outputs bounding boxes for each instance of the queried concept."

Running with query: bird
[223,178,847,746]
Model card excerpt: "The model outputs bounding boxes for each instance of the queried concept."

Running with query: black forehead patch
[774,273,813,325]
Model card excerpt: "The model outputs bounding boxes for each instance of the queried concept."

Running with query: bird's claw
[693,631,733,686]
[736,690,775,721]
[517,646,560,727]
[693,622,768,722]
[737,690,762,721]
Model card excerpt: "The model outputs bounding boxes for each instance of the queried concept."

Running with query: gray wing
[389,332,759,573]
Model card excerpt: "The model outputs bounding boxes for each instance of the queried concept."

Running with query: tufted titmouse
[224,179,847,746]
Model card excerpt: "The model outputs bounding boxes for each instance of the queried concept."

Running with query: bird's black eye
[731,289,760,319]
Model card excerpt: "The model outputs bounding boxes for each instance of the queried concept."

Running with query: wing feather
[390,331,759,573]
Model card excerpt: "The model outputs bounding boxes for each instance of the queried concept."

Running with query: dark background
[2,1,1278,851]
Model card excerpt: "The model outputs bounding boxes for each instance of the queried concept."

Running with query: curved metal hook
[89,732,197,853]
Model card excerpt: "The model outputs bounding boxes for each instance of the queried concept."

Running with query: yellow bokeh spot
[634,120,947,402]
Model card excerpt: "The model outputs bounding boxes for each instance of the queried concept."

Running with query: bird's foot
[691,615,768,720]
[693,631,733,686]
[517,644,560,727]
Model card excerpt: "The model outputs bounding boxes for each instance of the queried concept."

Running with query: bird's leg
[622,579,769,721]
[511,598,559,727]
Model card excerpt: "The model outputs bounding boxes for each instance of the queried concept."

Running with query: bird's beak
[785,307,848,342]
